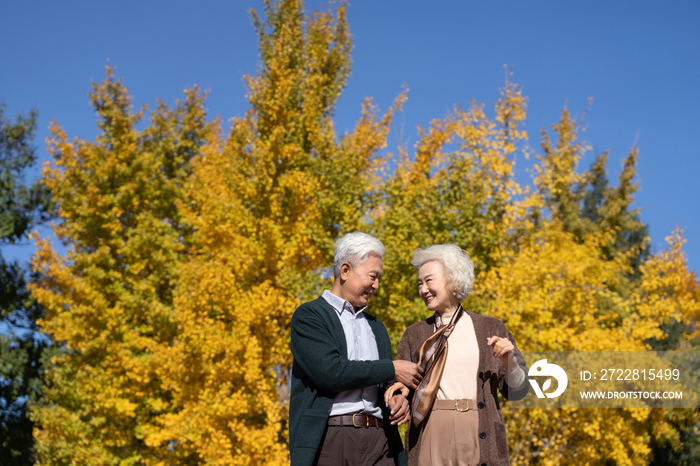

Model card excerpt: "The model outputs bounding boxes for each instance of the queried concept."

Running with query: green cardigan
[289,297,407,466]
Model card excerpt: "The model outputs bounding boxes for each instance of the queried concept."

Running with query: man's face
[340,254,383,309]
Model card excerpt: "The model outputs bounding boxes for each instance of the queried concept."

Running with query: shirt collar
[322,289,367,315]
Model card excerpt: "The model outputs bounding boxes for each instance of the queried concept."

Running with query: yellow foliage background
[27,1,699,465]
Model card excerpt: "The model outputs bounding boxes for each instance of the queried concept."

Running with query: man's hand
[392,360,423,390]
[384,382,409,404]
[387,394,411,426]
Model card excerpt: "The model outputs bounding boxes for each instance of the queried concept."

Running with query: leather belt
[432,399,478,412]
[327,413,383,428]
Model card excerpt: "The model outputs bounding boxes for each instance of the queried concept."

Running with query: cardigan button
[481,464,487,466]
[478,402,485,409]
[479,371,484,379]
[479,431,486,439]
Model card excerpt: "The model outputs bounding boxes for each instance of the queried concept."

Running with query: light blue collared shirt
[321,290,383,419]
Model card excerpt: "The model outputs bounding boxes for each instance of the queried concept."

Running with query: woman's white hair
[411,244,474,301]
[333,232,386,278]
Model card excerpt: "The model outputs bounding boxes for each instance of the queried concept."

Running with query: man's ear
[339,262,352,281]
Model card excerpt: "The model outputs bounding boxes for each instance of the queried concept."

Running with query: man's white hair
[411,244,474,301]
[333,232,385,278]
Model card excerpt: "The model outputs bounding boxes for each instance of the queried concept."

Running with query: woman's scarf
[411,304,465,426]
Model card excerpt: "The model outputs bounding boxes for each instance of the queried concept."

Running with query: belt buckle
[352,413,370,428]
[455,399,470,412]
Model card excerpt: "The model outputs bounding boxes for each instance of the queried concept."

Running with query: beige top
[436,310,480,400]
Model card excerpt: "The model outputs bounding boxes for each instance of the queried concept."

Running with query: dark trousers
[313,425,395,466]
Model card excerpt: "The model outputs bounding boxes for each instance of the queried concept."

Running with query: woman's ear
[448,284,457,296]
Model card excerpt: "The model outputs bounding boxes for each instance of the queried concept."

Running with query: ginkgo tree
[30,69,213,465]
[140,1,410,464]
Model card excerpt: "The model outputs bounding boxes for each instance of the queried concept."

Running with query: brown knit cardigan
[396,310,529,466]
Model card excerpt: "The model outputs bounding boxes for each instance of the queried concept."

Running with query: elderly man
[289,232,423,466]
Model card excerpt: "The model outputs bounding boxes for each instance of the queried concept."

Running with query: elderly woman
[386,244,528,466]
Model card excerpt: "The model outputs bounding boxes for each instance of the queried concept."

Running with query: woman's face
[417,261,457,313]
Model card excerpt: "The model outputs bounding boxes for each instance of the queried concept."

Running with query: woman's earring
[453,291,456,296]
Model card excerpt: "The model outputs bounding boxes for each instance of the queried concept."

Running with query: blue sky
[1,0,698,272]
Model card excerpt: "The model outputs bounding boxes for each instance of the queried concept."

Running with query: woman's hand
[384,381,409,404]
[487,336,515,370]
